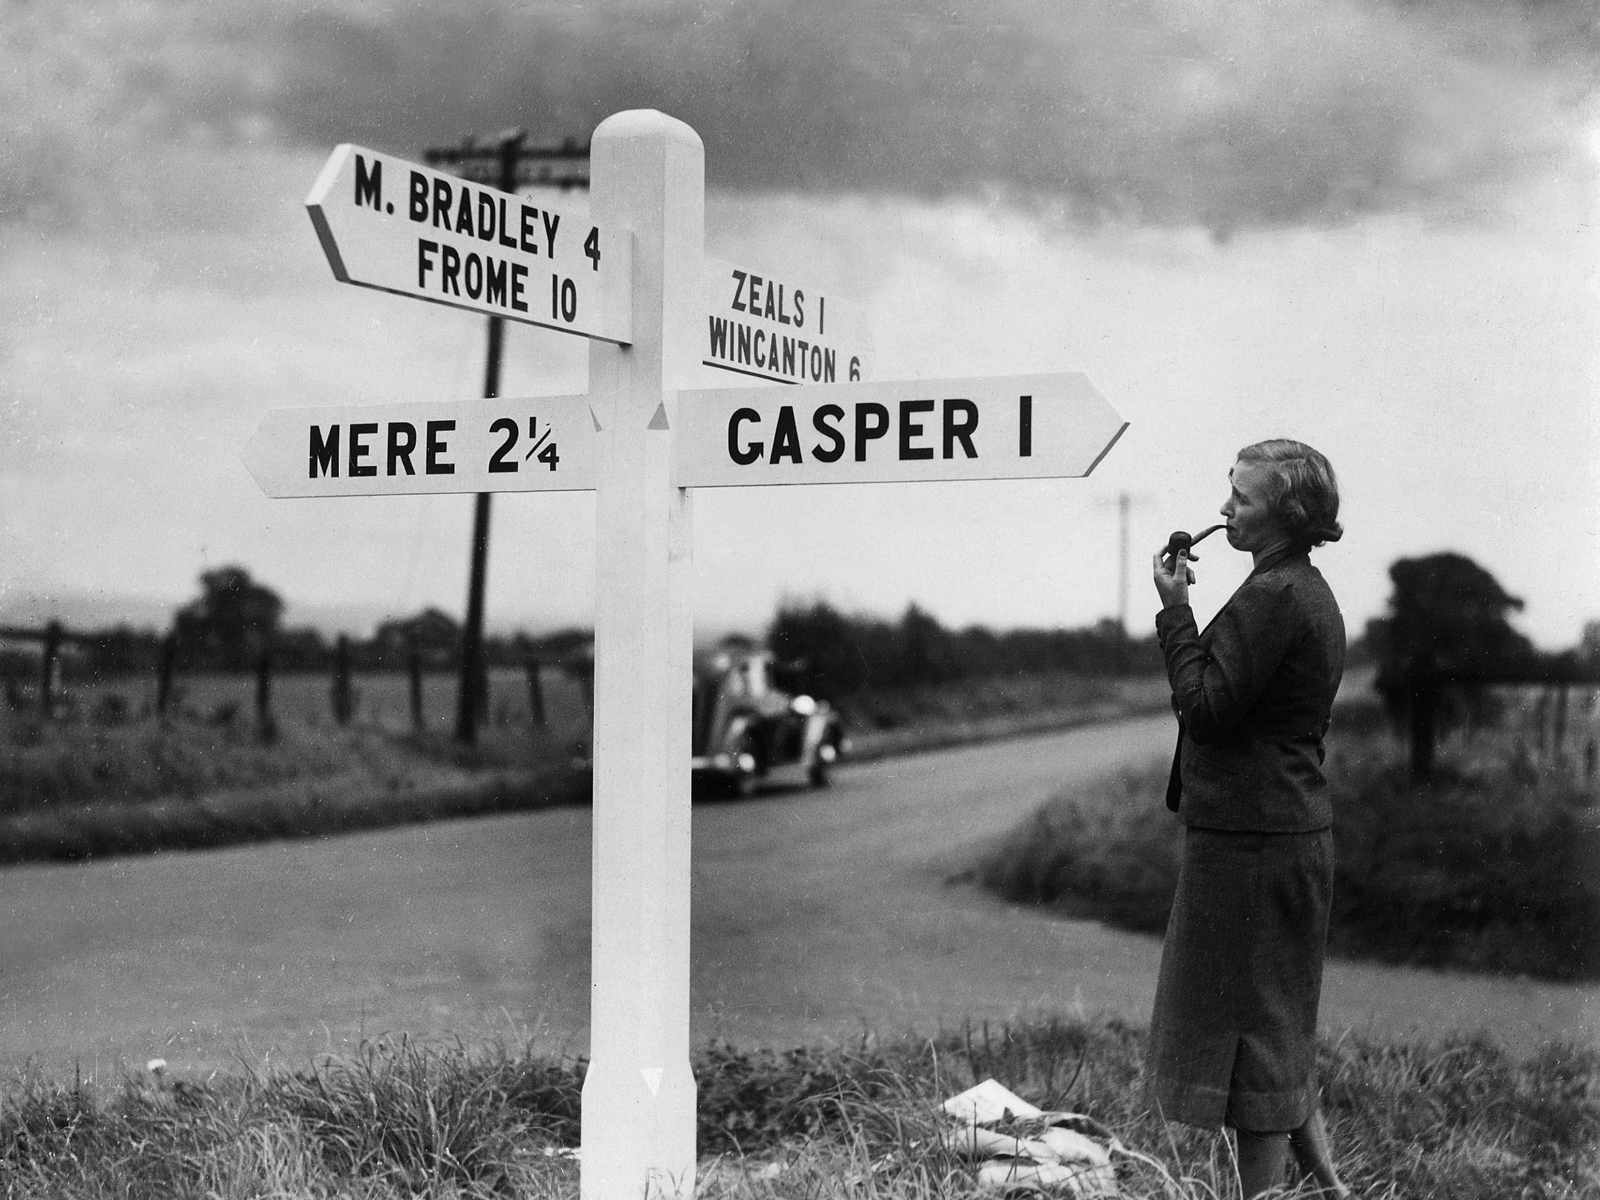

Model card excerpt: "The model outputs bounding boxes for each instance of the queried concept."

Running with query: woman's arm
[1155,581,1298,742]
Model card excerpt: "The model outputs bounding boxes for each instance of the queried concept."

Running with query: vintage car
[691,643,847,796]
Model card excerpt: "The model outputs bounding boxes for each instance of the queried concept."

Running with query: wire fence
[0,622,592,739]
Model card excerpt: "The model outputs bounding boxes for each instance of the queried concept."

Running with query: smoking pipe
[1163,523,1225,564]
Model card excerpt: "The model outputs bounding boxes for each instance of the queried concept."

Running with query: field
[38,664,592,746]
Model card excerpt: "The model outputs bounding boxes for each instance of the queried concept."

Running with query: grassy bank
[0,672,1170,865]
[3,1019,1594,1198]
[977,700,1600,980]
[0,708,388,814]
[0,709,589,865]
[837,673,1172,763]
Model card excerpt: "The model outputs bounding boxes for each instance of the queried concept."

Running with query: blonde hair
[1236,439,1343,548]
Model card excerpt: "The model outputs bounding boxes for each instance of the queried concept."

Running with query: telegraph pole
[1097,491,1150,674]
[422,131,590,745]
[1118,492,1130,670]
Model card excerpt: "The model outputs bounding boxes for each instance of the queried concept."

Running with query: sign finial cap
[592,109,703,152]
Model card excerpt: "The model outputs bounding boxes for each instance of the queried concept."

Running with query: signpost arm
[581,111,703,1200]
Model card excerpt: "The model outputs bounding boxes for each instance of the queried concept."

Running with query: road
[2,713,1594,1081]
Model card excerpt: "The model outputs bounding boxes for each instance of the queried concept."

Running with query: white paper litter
[977,1158,1117,1197]
[1037,1128,1111,1167]
[941,1078,1044,1125]
[941,1079,1119,1196]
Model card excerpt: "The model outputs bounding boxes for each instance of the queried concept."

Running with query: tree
[272,626,330,671]
[1367,552,1534,727]
[1580,620,1600,665]
[767,599,869,699]
[374,607,462,667]
[172,566,284,671]
[895,603,954,688]
[84,625,167,675]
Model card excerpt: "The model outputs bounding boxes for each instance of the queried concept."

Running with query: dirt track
[1,713,1594,1081]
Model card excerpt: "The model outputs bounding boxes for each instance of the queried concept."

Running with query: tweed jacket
[1156,546,1346,832]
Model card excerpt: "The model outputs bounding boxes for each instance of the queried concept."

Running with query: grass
[1,709,408,813]
[837,673,1172,758]
[0,705,590,865]
[1324,724,1599,980]
[976,698,1600,980]
[1,665,593,814]
[837,672,1131,732]
[974,755,1183,936]
[2,1019,1595,1198]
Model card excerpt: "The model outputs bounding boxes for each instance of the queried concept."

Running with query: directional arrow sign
[673,372,1125,488]
[306,144,633,344]
[242,395,598,498]
[697,256,871,387]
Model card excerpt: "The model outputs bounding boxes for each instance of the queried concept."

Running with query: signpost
[262,109,1127,1200]
[306,143,633,345]
[242,395,598,497]
[674,373,1123,488]
[699,256,871,387]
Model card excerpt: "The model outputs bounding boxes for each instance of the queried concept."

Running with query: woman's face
[1220,459,1287,553]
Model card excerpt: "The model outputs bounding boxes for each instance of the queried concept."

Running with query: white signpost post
[253,109,1127,1200]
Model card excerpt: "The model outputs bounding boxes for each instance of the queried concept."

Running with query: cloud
[4,0,1594,237]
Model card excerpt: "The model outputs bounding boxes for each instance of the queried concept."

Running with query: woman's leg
[1289,1106,1351,1197]
[1234,1127,1289,1198]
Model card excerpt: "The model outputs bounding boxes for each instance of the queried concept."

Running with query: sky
[2,0,1597,649]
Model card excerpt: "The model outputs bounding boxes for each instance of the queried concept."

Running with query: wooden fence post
[1409,678,1436,781]
[577,663,595,720]
[408,647,424,733]
[157,633,177,715]
[526,658,547,728]
[255,649,276,738]
[332,634,354,726]
[39,621,61,719]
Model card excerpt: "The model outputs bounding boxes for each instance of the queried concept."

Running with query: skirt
[1146,826,1333,1132]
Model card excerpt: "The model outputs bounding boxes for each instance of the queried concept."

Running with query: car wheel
[729,738,760,799]
[808,740,839,788]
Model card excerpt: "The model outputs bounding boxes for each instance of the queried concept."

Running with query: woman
[1147,439,1351,1199]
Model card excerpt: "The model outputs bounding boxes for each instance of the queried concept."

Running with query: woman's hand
[1153,547,1195,609]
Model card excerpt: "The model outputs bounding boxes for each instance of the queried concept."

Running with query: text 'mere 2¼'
[242,394,598,498]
